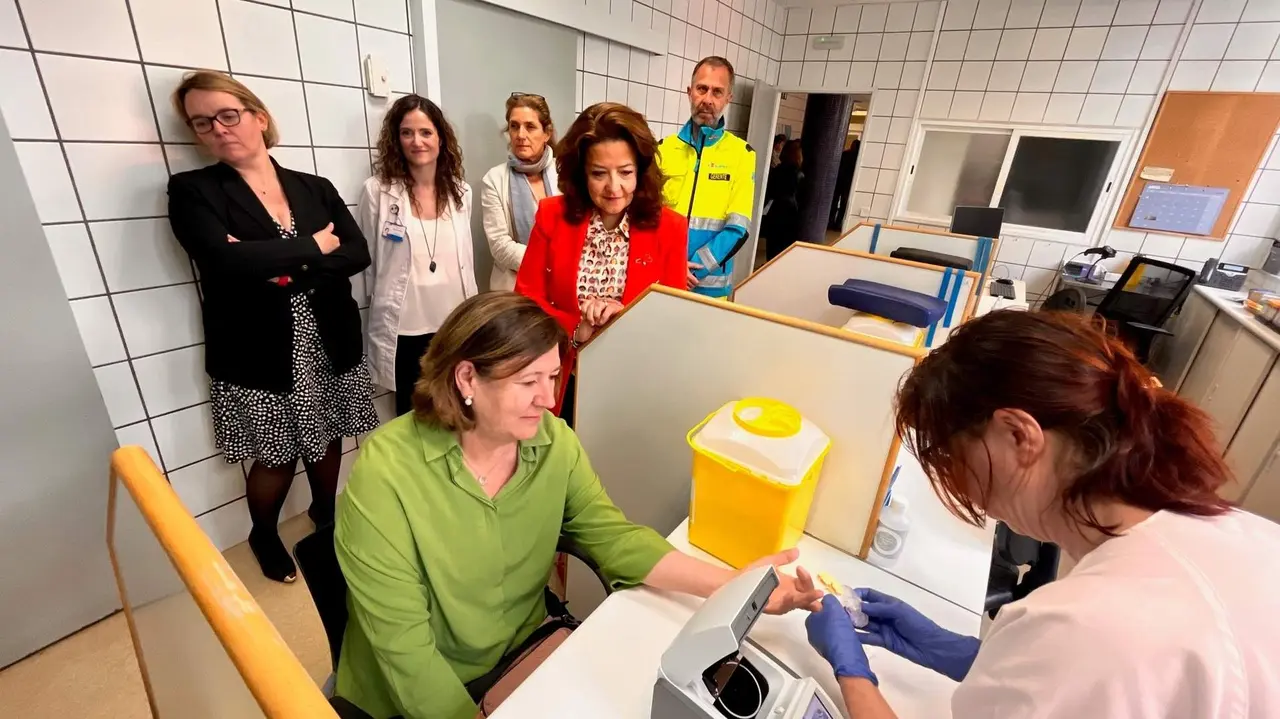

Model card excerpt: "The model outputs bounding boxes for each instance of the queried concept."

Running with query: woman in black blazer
[167,71,378,583]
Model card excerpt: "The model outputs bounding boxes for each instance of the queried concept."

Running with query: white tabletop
[490,524,982,719]
[976,278,1028,315]
[877,453,993,615]
[1194,285,1280,353]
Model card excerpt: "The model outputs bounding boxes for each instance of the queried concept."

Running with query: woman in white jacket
[358,95,477,416]
[481,93,558,291]
[803,310,1280,719]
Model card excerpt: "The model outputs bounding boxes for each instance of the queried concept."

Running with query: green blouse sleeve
[559,430,674,590]
[335,444,477,719]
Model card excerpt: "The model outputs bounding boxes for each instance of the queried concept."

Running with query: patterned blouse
[576,211,630,303]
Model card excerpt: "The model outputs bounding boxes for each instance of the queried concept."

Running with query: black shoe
[308,504,334,529]
[248,528,297,584]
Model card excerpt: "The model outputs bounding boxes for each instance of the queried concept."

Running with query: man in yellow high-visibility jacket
[657,56,756,298]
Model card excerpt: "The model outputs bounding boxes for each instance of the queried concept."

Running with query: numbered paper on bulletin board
[1128,183,1229,235]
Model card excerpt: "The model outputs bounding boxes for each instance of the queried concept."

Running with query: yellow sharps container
[687,398,832,568]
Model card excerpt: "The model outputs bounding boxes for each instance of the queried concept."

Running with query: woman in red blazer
[516,102,687,415]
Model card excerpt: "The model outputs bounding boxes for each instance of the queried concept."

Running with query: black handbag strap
[465,588,579,703]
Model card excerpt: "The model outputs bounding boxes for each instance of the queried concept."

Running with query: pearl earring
[464,396,474,407]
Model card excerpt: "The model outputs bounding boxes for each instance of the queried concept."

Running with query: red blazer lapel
[623,223,659,302]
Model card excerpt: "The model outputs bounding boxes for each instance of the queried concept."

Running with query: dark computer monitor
[950,206,1005,238]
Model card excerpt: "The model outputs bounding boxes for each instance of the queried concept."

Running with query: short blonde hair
[171,70,279,148]
[413,293,567,432]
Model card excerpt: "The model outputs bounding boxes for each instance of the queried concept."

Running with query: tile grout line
[13,0,171,474]
[4,45,392,92]
[285,2,321,178]
[350,0,374,176]
[93,341,206,370]
[232,0,412,36]
[66,279,201,303]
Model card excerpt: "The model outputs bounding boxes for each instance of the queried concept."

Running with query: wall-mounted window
[896,122,1134,245]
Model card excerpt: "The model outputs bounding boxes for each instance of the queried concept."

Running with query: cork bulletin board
[1114,91,1280,240]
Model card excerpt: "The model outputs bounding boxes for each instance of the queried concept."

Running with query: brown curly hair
[373,94,464,215]
[555,102,666,229]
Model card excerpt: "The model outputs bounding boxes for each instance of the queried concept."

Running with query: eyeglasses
[510,92,545,101]
[187,108,251,134]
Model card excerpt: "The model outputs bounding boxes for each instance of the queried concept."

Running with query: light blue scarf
[508,147,555,246]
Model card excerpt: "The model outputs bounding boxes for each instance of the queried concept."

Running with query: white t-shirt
[954,510,1280,718]
[398,208,467,337]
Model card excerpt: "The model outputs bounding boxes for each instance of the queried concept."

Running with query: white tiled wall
[783,0,1280,304]
[572,0,787,140]
[0,0,406,549]
[779,1,944,223]
[776,90,807,134]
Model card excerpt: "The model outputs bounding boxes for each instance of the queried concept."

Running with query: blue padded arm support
[828,279,949,328]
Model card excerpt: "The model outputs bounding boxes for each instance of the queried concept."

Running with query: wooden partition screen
[1114,91,1280,240]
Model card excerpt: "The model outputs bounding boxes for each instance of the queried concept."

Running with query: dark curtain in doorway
[797,94,855,244]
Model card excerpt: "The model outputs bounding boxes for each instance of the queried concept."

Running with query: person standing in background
[481,93,559,292]
[657,56,756,299]
[516,102,687,417]
[771,133,786,168]
[359,95,478,417]
[167,71,378,584]
[763,139,804,260]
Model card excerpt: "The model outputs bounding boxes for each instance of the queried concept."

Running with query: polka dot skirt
[210,215,380,467]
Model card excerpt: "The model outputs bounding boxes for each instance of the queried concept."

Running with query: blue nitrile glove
[856,588,981,682]
[805,594,878,685]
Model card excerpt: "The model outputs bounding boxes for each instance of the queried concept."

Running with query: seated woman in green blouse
[334,292,823,719]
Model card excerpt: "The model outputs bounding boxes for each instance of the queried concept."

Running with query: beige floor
[0,514,329,718]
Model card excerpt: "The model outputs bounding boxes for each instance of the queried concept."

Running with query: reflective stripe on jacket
[658,119,756,298]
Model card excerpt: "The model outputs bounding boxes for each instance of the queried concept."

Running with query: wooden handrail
[107,446,336,718]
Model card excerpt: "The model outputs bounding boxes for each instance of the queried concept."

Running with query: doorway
[744,90,872,272]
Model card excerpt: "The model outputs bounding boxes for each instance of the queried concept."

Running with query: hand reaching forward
[742,548,824,615]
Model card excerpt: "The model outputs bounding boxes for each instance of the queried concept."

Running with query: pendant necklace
[414,203,439,273]
[461,447,512,486]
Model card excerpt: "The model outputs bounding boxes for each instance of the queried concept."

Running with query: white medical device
[651,566,844,719]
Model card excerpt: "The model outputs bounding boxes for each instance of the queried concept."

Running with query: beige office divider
[836,222,999,294]
[733,243,981,349]
[835,222,999,270]
[574,286,920,573]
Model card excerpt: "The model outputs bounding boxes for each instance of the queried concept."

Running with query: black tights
[245,438,343,536]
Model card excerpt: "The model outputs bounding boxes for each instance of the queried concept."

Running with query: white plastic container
[840,312,924,348]
[867,496,911,569]
[690,399,830,486]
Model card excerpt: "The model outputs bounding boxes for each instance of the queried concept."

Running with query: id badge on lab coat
[382,221,406,243]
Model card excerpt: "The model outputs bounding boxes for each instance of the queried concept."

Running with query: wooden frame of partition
[734,242,982,329]
[107,446,336,719]
[579,285,922,559]
[839,221,1001,292]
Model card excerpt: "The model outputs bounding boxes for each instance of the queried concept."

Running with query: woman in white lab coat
[359,95,478,416]
[804,310,1280,718]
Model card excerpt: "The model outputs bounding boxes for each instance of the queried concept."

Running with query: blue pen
[884,465,901,507]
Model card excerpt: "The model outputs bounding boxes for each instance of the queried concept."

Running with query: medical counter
[1156,286,1280,522]
[489,522,983,719]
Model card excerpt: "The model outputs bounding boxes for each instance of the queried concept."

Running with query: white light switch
[364,54,389,98]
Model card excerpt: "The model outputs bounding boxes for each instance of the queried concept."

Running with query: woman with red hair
[515,102,687,417]
[804,311,1280,718]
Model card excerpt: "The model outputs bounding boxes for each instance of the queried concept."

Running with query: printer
[652,566,843,719]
